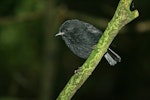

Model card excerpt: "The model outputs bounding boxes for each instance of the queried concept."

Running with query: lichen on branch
[56,0,139,100]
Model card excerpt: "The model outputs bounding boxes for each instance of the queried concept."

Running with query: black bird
[56,19,121,66]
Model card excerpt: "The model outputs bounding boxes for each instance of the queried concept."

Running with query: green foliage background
[0,0,150,100]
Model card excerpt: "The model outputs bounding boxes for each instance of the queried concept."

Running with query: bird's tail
[104,48,121,66]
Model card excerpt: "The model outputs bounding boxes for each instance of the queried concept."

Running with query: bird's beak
[55,32,65,36]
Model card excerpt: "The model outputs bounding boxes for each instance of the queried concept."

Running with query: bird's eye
[65,29,69,32]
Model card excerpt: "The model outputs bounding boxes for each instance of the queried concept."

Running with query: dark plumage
[56,19,121,66]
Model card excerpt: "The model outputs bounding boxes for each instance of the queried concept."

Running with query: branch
[56,0,139,99]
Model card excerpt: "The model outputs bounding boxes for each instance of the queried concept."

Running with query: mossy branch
[56,0,139,99]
